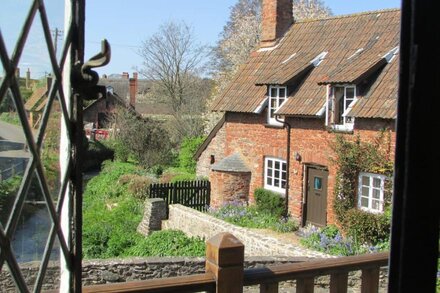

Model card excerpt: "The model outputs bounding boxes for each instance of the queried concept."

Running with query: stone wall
[0,257,308,291]
[163,204,330,258]
[0,257,388,292]
[137,198,167,235]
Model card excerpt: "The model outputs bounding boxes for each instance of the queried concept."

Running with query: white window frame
[357,172,386,213]
[267,85,287,126]
[331,85,356,131]
[264,157,287,194]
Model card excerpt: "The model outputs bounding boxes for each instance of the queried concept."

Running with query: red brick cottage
[196,0,399,227]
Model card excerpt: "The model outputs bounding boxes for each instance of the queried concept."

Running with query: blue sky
[0,0,401,78]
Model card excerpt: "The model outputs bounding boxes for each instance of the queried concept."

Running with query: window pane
[362,187,369,197]
[267,177,272,185]
[271,88,277,97]
[346,87,355,99]
[281,180,286,189]
[282,162,287,171]
[361,197,369,208]
[373,177,381,188]
[279,87,286,97]
[314,177,322,190]
[270,98,276,108]
[372,200,380,210]
[268,160,273,168]
[281,172,286,180]
[274,179,279,186]
[275,170,280,178]
[278,98,285,106]
[373,189,380,199]
[267,169,272,176]
[275,161,280,169]
[362,176,370,186]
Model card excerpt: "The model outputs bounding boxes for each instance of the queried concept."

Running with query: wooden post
[330,272,348,293]
[361,268,380,293]
[296,277,314,293]
[206,232,244,293]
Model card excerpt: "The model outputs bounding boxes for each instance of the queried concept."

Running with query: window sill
[264,123,284,129]
[327,125,354,134]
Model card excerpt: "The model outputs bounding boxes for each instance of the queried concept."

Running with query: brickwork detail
[137,198,167,236]
[209,170,251,208]
[196,121,226,178]
[197,111,396,226]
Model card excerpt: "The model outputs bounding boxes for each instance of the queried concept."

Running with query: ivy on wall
[331,130,394,244]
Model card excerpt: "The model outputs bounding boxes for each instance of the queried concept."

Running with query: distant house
[195,0,399,227]
[24,76,51,128]
[84,72,148,128]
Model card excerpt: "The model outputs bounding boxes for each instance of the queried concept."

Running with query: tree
[138,21,212,142]
[111,106,174,169]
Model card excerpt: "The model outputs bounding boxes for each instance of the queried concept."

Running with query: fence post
[206,232,244,293]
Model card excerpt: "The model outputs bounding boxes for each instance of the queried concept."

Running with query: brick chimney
[26,68,31,89]
[260,0,293,48]
[122,72,129,79]
[129,72,138,109]
[46,75,52,92]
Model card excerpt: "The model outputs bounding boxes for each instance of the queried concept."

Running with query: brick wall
[198,111,396,225]
[209,170,251,208]
[196,121,226,177]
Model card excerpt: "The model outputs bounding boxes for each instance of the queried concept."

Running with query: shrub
[343,208,391,245]
[300,225,356,256]
[120,174,156,200]
[126,230,205,257]
[177,136,205,174]
[254,188,285,218]
[84,140,115,171]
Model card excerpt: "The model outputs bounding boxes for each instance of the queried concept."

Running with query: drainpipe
[275,116,291,217]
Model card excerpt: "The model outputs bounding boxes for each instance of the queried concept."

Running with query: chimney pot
[261,0,293,48]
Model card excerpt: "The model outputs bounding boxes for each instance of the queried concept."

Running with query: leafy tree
[111,106,175,169]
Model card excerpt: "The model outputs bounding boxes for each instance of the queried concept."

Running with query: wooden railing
[82,233,389,293]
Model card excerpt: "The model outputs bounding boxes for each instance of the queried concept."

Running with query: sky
[0,0,401,79]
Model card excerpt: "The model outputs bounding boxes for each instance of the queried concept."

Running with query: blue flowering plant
[300,224,388,256]
[208,200,298,233]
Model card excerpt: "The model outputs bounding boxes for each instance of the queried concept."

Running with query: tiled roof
[211,153,251,173]
[24,87,47,111]
[212,9,400,118]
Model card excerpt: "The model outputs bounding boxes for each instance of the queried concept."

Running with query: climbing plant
[331,130,394,244]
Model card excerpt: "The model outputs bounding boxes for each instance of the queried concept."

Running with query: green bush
[177,136,205,174]
[343,208,391,245]
[254,188,285,218]
[84,140,115,171]
[119,174,156,200]
[126,230,205,257]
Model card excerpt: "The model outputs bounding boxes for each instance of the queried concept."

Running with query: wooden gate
[305,166,328,227]
[149,180,210,216]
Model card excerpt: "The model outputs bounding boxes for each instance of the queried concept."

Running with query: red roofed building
[196,0,399,227]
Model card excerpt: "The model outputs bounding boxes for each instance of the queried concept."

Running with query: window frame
[357,172,386,213]
[267,85,287,126]
[331,85,356,131]
[264,157,287,194]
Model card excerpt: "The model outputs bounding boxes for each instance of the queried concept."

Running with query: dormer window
[327,85,356,131]
[268,85,287,125]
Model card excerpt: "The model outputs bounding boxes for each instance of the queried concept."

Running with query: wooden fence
[149,180,210,216]
[83,233,389,293]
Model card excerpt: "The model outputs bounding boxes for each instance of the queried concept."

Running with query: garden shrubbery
[254,188,286,218]
[83,160,204,258]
